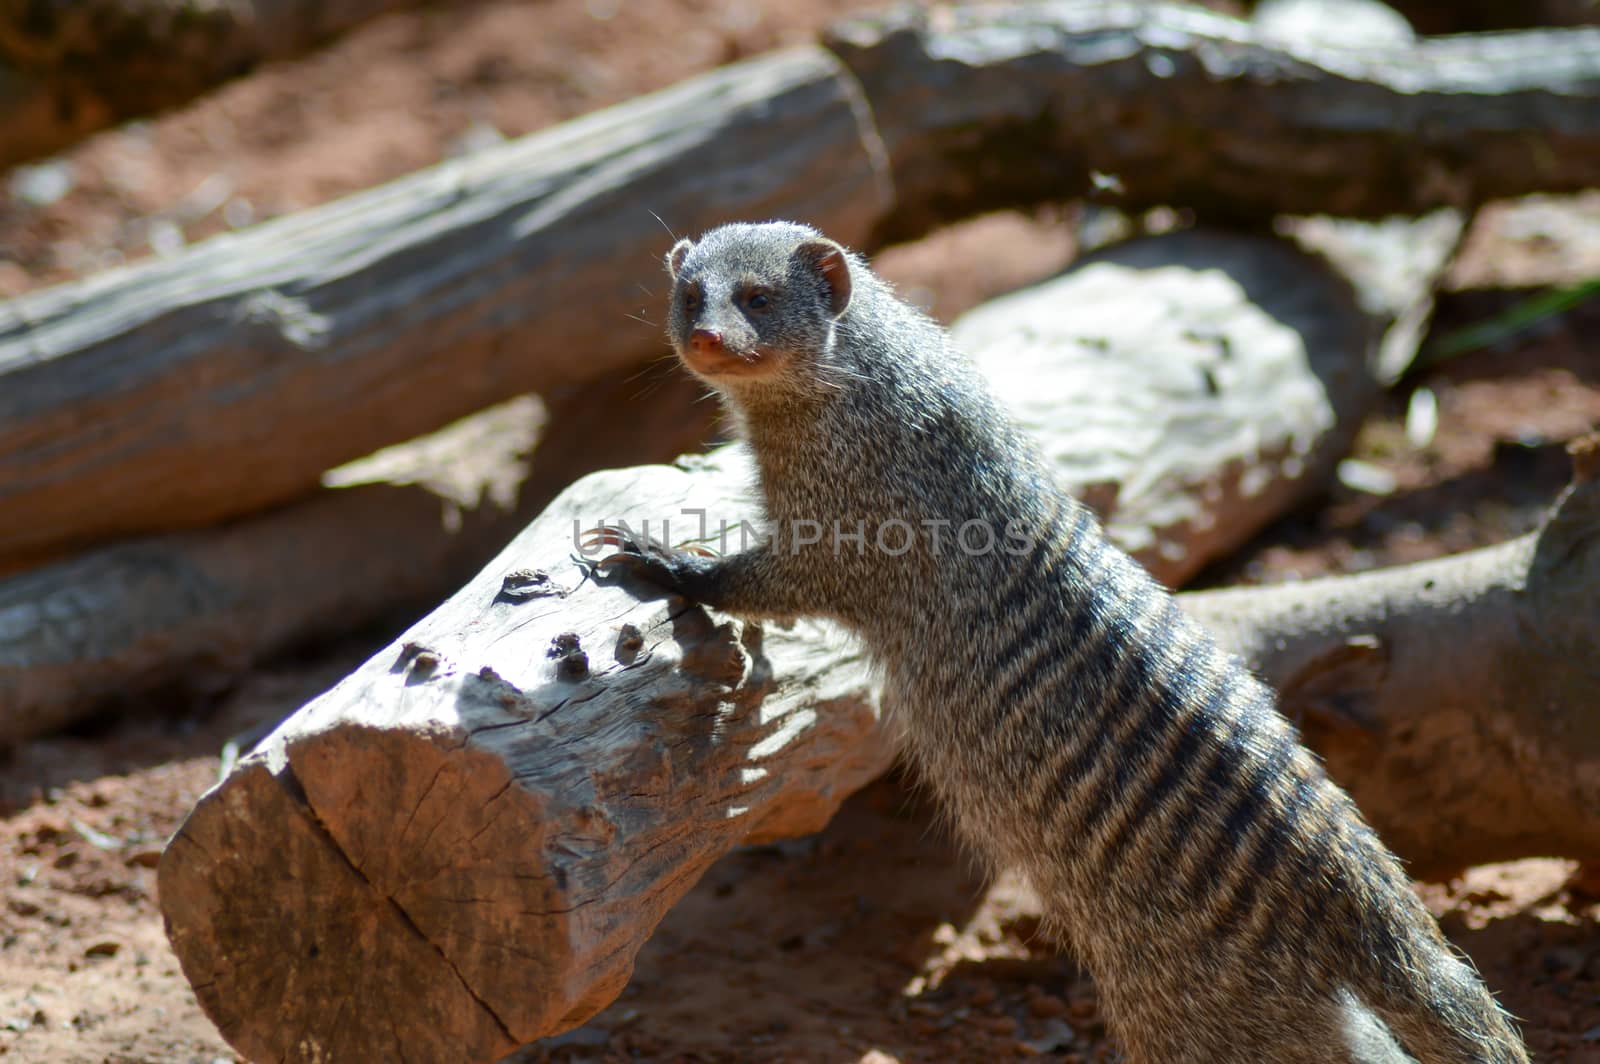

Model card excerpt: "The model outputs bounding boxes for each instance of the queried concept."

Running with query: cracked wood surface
[156,224,1447,1062]
[160,452,892,1063]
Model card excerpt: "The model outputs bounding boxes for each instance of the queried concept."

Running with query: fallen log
[828,2,1600,243]
[0,367,717,748]
[161,451,892,1064]
[0,46,890,570]
[0,0,445,172]
[3,219,1450,745]
[1182,437,1600,880]
[158,226,1434,1062]
[4,3,1596,568]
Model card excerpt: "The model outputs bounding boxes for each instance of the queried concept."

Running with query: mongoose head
[664,222,853,396]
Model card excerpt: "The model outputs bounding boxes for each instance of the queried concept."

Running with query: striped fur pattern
[637,222,1527,1063]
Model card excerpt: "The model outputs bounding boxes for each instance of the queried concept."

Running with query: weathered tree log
[0,366,717,747]
[160,451,894,1064]
[2,221,1443,746]
[3,3,1595,569]
[9,222,1445,746]
[827,2,1600,244]
[158,227,1436,1062]
[1182,438,1600,880]
[0,47,890,570]
[0,0,453,171]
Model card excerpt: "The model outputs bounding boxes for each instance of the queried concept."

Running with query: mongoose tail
[597,221,1528,1063]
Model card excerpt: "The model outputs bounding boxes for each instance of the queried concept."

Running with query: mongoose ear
[795,240,853,318]
[666,238,695,279]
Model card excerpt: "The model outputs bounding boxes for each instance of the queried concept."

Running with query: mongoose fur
[599,221,1529,1063]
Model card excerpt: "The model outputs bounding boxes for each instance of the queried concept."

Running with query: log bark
[1181,438,1600,880]
[827,2,1600,243]
[0,367,718,747]
[157,226,1436,1062]
[3,5,1596,571]
[8,222,1443,746]
[0,46,890,570]
[159,453,893,1064]
[0,0,446,171]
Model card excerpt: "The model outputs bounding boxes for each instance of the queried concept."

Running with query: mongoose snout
[682,325,770,377]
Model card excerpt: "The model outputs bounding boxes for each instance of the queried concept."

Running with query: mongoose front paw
[576,525,716,597]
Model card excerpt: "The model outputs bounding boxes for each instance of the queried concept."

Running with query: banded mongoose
[597,221,1528,1063]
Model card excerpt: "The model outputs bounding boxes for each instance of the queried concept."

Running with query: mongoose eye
[682,290,701,313]
[746,292,770,311]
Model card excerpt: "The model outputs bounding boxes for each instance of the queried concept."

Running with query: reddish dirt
[2,2,1599,1062]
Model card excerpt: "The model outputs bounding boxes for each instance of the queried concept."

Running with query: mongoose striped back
[639,222,1528,1063]
[888,489,1521,1063]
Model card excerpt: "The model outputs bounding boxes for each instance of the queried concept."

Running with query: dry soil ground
[1,2,1598,1062]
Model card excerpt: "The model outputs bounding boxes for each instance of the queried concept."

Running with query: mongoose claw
[577,524,668,554]
[576,525,708,597]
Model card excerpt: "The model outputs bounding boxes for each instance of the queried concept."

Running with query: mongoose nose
[689,329,724,356]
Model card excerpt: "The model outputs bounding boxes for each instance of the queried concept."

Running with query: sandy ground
[2,1,1599,1061]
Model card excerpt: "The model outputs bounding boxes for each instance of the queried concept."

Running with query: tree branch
[1182,437,1600,879]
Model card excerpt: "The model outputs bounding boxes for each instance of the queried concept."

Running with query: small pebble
[148,219,187,258]
[1405,386,1439,448]
[1337,458,1397,496]
[9,160,74,206]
